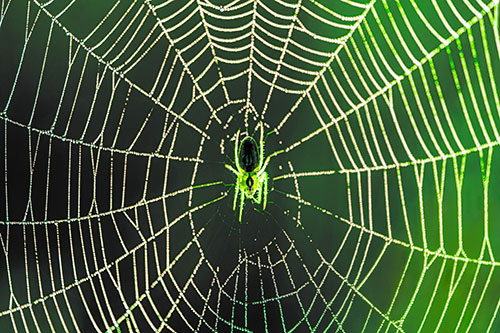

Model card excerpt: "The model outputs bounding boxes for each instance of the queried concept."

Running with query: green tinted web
[0,0,499,332]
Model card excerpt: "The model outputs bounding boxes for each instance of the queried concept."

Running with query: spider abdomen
[239,137,259,172]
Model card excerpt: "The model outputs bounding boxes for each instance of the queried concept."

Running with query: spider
[225,123,270,222]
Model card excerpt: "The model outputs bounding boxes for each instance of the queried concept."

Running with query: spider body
[225,124,270,222]
[239,137,258,193]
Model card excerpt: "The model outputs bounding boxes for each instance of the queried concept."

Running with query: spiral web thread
[1,0,500,331]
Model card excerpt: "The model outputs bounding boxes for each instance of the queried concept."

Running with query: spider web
[1,0,500,331]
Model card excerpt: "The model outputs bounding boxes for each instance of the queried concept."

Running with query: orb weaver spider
[225,123,270,222]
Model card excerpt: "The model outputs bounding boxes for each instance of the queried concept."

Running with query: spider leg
[258,122,264,170]
[225,164,238,175]
[257,155,271,178]
[262,172,268,210]
[233,178,240,211]
[234,129,241,171]
[239,187,245,223]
